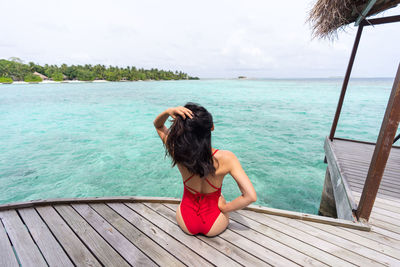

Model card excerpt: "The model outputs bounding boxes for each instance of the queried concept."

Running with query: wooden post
[329,25,364,140]
[356,63,400,221]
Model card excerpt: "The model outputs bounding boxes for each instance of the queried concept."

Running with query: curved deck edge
[0,196,370,231]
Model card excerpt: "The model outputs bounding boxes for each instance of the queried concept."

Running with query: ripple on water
[0,79,396,214]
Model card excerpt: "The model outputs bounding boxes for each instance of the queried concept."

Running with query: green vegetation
[0,76,13,84]
[0,57,199,82]
[24,74,43,83]
[51,72,64,81]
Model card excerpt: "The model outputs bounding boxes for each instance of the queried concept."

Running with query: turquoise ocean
[0,78,397,214]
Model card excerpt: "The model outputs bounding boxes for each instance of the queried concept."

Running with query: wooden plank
[369,211,400,226]
[347,178,400,194]
[196,230,269,267]
[302,220,400,261]
[105,203,212,266]
[324,137,357,220]
[0,209,47,267]
[90,203,184,267]
[219,224,299,266]
[371,225,400,241]
[353,191,400,209]
[125,202,242,267]
[245,204,369,231]
[161,203,297,266]
[236,209,372,266]
[368,217,400,235]
[162,203,267,266]
[36,206,101,267]
[333,137,400,149]
[54,205,130,267]
[369,205,400,220]
[270,214,394,266]
[343,172,400,188]
[164,203,326,266]
[339,161,400,175]
[226,210,354,266]
[18,208,74,266]
[339,163,400,179]
[148,203,299,266]
[0,196,181,211]
[357,64,400,221]
[339,225,400,249]
[0,215,19,267]
[71,204,158,267]
[349,182,400,199]
[360,199,400,214]
[353,192,400,209]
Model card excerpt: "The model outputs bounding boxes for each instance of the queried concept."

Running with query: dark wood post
[356,63,400,221]
[329,25,364,140]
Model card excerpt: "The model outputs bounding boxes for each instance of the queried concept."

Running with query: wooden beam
[329,25,364,140]
[355,0,377,26]
[360,15,400,26]
[356,64,400,221]
[324,137,358,221]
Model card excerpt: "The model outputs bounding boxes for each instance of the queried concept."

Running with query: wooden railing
[327,15,400,221]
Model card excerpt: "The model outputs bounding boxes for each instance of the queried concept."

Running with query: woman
[154,103,257,236]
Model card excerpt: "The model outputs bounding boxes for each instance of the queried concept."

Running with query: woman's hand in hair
[154,106,194,145]
[167,106,194,120]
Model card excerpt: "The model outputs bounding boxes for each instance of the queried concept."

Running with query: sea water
[0,78,396,214]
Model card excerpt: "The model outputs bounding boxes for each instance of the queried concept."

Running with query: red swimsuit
[180,149,221,235]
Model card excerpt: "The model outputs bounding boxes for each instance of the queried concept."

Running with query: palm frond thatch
[308,0,400,39]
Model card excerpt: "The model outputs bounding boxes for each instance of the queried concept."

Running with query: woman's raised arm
[153,106,193,143]
[218,151,257,213]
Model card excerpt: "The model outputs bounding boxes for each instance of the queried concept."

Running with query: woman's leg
[176,204,193,235]
[205,212,229,237]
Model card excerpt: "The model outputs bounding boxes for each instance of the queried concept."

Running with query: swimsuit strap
[184,174,200,194]
[212,149,219,156]
[205,178,220,190]
[183,148,220,194]
[184,174,195,184]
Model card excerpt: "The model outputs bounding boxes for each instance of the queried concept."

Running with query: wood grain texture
[237,209,378,266]
[162,203,273,266]
[0,209,47,267]
[106,202,214,266]
[164,203,326,267]
[90,203,183,267]
[36,205,101,267]
[324,137,357,220]
[0,216,19,267]
[18,208,74,267]
[2,198,400,266]
[126,202,242,267]
[54,205,131,267]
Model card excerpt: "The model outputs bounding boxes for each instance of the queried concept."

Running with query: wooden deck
[1,197,399,266]
[324,137,400,221]
[329,138,400,201]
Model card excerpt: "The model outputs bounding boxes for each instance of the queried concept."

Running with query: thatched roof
[308,0,400,39]
[33,71,48,80]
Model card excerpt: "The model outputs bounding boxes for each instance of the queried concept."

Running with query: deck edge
[0,196,370,231]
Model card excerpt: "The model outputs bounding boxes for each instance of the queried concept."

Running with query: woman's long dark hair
[165,102,216,177]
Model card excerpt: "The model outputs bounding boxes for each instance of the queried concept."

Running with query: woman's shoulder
[214,149,238,162]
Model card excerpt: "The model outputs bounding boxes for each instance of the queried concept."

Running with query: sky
[0,0,399,78]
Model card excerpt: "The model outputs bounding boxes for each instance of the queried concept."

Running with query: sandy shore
[5,80,109,85]
[0,79,163,85]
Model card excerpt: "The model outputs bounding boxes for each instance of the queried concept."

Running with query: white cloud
[0,0,399,78]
